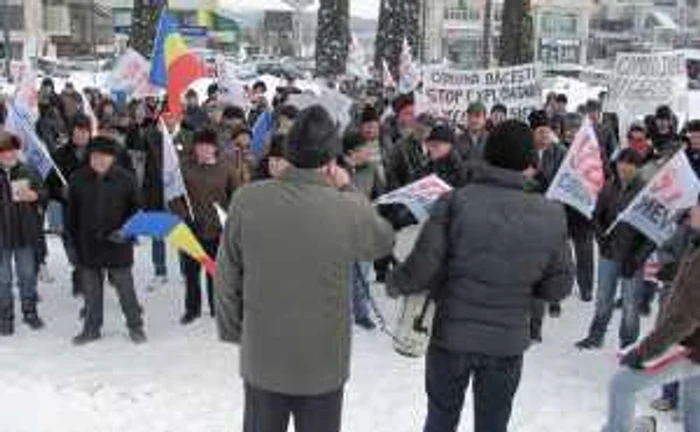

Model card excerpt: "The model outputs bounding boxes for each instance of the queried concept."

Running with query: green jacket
[214,167,395,395]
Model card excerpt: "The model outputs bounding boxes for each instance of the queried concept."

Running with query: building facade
[531,0,594,68]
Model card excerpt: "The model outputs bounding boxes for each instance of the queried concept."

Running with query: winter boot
[128,327,147,344]
[72,330,101,346]
[0,302,14,336]
[575,335,604,350]
[21,300,44,330]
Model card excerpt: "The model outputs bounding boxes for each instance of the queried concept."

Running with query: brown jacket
[171,159,238,240]
[638,239,700,364]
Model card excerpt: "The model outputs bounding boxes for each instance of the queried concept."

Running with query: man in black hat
[387,119,572,432]
[67,136,145,345]
[183,89,207,131]
[586,99,618,161]
[528,110,569,336]
[651,105,680,155]
[423,123,468,188]
[456,101,489,161]
[489,103,508,130]
[215,105,395,432]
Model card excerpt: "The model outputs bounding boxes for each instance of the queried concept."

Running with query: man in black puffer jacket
[387,120,573,432]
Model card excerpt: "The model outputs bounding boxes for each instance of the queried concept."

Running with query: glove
[620,348,645,370]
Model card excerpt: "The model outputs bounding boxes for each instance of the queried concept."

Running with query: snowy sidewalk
[0,238,682,432]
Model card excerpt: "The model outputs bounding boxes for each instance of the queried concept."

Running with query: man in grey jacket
[387,120,574,432]
[214,105,395,432]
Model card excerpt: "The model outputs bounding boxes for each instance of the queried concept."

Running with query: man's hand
[17,189,39,203]
[324,164,351,190]
[620,349,644,370]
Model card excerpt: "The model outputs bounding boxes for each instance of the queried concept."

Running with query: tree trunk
[482,0,493,68]
[315,0,350,78]
[2,0,12,81]
[130,0,167,58]
[499,0,533,66]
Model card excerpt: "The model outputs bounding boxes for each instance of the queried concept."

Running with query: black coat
[388,164,573,356]
[0,163,48,250]
[593,177,654,277]
[385,135,429,191]
[140,127,166,210]
[533,143,567,193]
[66,165,140,268]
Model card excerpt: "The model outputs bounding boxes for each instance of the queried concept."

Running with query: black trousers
[82,266,143,333]
[571,228,594,300]
[243,383,344,432]
[182,238,219,316]
[423,345,523,432]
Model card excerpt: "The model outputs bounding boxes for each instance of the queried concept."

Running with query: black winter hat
[491,103,507,115]
[360,105,380,123]
[87,136,120,155]
[286,105,341,169]
[425,123,455,144]
[193,128,219,146]
[656,105,673,120]
[71,113,92,131]
[276,104,300,121]
[484,120,536,172]
[392,93,414,115]
[223,105,246,121]
[207,83,220,97]
[529,110,550,130]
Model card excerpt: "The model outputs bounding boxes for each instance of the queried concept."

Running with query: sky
[220,0,381,20]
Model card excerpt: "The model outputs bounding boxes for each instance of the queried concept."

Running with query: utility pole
[2,0,13,81]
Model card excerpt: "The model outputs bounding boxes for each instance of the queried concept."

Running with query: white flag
[375,175,452,221]
[160,119,188,203]
[382,59,396,88]
[616,150,700,245]
[545,120,605,218]
[398,39,417,93]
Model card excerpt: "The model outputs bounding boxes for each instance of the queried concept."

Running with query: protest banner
[417,63,541,123]
[607,51,688,133]
[545,119,605,218]
[375,175,453,221]
[614,150,700,245]
[108,49,161,98]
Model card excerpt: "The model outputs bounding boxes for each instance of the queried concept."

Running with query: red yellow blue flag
[120,211,217,276]
[149,10,207,114]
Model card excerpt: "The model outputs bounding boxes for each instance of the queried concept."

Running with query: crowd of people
[1,75,700,432]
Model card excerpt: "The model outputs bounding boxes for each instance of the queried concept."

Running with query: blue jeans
[151,239,167,277]
[351,262,371,321]
[46,200,63,232]
[587,259,642,348]
[0,247,38,304]
[424,345,523,432]
[603,360,700,432]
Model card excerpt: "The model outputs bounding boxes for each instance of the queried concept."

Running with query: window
[0,5,24,31]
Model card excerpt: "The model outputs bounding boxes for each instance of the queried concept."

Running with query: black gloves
[620,349,645,370]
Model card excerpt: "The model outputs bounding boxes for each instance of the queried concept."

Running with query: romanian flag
[120,211,217,276]
[149,11,207,114]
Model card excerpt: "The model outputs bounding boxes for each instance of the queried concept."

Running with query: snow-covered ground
[0,236,683,432]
